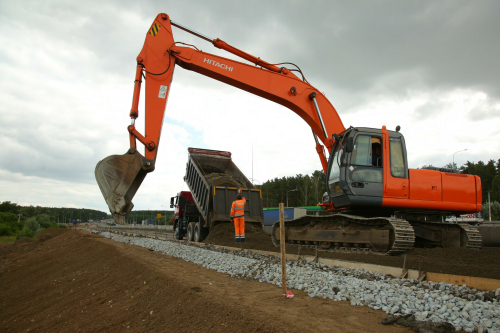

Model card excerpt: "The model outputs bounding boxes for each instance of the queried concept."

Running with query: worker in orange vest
[230,189,246,243]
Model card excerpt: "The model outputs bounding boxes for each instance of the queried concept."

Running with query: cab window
[349,135,382,183]
[327,138,345,197]
[390,138,405,178]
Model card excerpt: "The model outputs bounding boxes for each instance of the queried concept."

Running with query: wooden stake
[279,203,287,294]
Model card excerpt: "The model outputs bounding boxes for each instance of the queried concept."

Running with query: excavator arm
[95,13,345,223]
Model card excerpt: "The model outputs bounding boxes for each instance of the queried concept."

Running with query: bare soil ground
[204,223,500,280]
[0,228,411,333]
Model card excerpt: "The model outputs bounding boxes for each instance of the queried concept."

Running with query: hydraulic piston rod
[309,92,328,139]
[171,20,213,43]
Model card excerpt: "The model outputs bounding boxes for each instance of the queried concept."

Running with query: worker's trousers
[233,217,245,243]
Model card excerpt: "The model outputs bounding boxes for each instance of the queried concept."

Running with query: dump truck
[170,148,264,242]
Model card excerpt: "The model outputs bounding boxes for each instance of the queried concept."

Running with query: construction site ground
[107,222,500,280]
[204,223,500,280]
[0,228,414,333]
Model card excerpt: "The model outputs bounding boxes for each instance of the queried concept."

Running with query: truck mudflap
[95,148,154,224]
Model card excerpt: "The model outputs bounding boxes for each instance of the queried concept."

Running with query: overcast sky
[1,0,499,213]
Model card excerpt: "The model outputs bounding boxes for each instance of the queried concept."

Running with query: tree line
[0,201,74,238]
[0,201,109,223]
[260,170,326,208]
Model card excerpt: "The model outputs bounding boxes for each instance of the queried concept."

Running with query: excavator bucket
[95,148,154,224]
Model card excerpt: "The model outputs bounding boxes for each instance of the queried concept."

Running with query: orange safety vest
[230,197,246,218]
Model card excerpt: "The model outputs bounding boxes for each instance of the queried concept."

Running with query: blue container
[263,208,296,226]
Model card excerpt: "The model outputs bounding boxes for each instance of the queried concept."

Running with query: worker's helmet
[236,189,242,199]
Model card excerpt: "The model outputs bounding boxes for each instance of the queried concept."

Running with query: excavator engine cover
[95,148,154,224]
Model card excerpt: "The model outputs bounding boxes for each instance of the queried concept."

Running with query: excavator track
[458,223,482,249]
[408,220,482,249]
[271,214,415,255]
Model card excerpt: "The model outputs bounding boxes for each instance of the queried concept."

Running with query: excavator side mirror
[346,137,354,153]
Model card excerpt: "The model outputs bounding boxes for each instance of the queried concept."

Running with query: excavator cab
[325,126,409,215]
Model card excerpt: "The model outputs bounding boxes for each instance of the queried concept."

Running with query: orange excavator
[95,13,482,254]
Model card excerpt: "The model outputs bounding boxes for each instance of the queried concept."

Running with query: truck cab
[170,191,204,241]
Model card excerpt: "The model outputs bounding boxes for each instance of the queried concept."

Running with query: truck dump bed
[184,148,264,228]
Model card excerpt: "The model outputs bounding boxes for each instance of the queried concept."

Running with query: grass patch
[0,236,16,245]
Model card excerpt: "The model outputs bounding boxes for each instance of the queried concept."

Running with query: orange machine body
[380,128,482,213]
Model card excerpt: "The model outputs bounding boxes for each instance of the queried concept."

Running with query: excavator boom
[95,13,344,222]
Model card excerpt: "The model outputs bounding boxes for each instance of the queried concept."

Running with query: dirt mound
[204,222,276,250]
[205,173,243,187]
[15,237,33,245]
[39,228,69,237]
[36,234,53,242]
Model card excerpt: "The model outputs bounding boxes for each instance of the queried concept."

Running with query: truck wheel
[187,222,195,241]
[194,222,203,242]
[174,221,184,240]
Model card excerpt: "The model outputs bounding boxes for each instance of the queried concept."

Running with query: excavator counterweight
[95,149,154,224]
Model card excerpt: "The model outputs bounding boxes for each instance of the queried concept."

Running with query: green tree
[491,175,500,203]
[0,212,18,224]
[461,159,497,197]
[418,165,436,169]
[25,217,39,233]
[0,201,20,214]
[34,214,56,229]
[0,224,13,236]
[16,227,34,239]
[22,205,36,218]
[298,174,312,206]
[311,170,326,204]
[442,162,457,171]
[261,170,327,208]
[0,212,21,236]
[482,201,500,221]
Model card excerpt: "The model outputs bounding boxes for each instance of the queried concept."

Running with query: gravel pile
[205,173,243,187]
[94,230,500,332]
